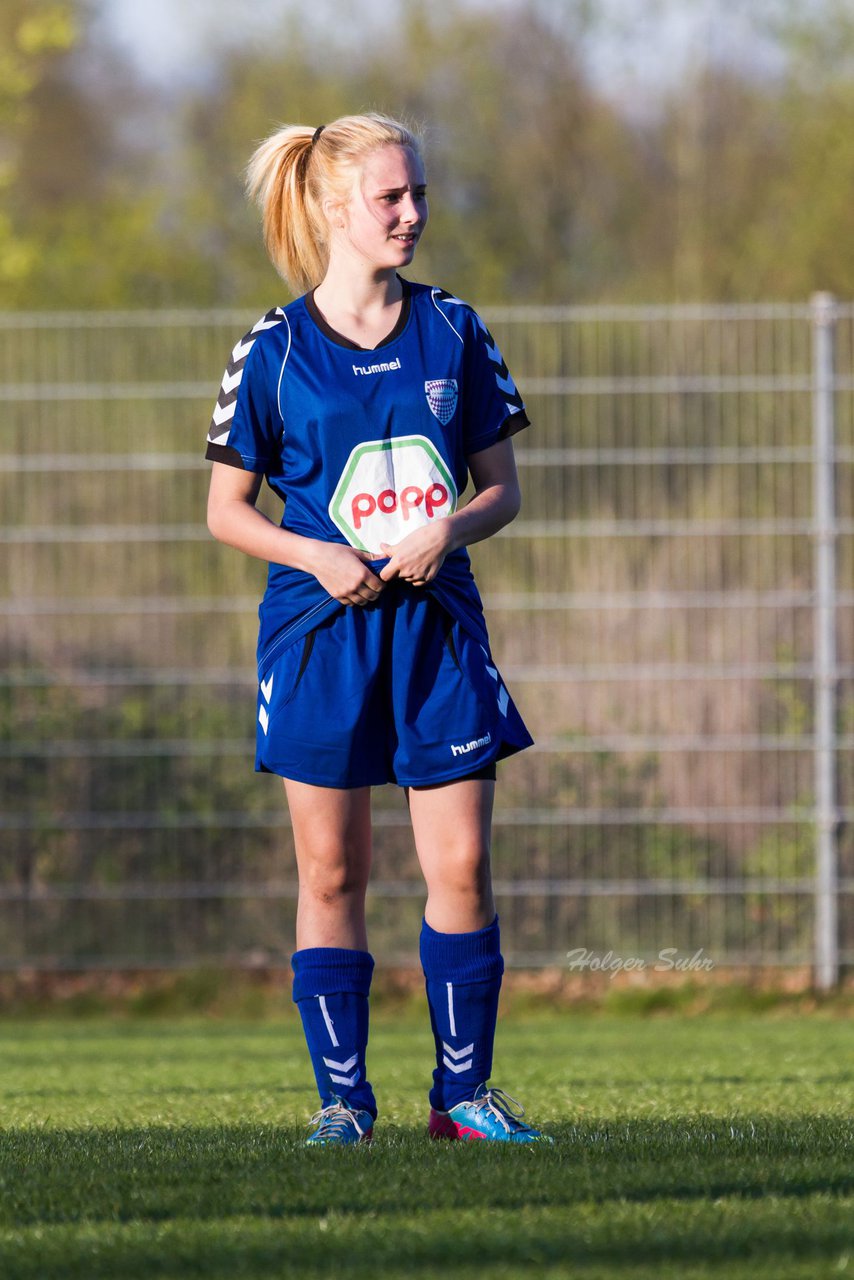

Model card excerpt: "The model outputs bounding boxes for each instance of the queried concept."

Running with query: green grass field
[0,1006,852,1279]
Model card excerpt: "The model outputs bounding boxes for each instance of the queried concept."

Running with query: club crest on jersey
[328,435,458,553]
[425,379,458,425]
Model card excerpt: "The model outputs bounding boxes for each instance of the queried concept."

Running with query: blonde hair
[245,112,424,295]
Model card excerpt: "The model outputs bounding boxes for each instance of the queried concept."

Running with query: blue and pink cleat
[305,1096,374,1145]
[429,1084,554,1143]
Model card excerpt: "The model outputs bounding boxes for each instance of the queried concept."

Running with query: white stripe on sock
[323,1054,359,1072]
[328,1069,361,1087]
[442,1041,474,1061]
[442,1054,473,1074]
[318,995,339,1047]
[447,981,457,1037]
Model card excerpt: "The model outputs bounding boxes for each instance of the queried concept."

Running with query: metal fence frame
[1,294,851,982]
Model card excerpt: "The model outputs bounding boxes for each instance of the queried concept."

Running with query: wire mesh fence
[1,297,852,978]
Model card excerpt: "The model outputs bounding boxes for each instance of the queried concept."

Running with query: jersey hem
[466,410,531,455]
[205,441,267,471]
[256,760,391,787]
[498,408,531,439]
[397,739,531,787]
[256,738,531,789]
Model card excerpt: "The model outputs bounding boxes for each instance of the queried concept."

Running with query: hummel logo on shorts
[450,732,492,758]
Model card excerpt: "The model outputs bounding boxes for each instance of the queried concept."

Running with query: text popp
[351,483,450,530]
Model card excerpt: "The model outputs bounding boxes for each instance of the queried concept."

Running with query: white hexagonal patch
[328,435,458,553]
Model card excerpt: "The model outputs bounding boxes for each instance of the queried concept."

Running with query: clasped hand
[310,523,453,606]
[378,520,453,588]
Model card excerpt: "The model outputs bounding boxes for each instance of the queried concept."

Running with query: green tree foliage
[179,1,648,305]
[5,0,854,306]
[0,2,77,292]
[731,1,854,299]
[0,0,212,307]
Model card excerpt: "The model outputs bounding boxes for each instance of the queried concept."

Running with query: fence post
[811,291,839,990]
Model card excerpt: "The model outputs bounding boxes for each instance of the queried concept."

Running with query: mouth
[392,233,419,246]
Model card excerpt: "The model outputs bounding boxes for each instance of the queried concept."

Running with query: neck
[313,261,402,317]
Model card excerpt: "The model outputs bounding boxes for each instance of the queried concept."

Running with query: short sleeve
[461,307,530,456]
[205,309,287,472]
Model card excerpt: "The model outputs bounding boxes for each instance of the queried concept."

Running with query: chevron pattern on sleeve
[207,307,286,446]
[473,312,525,416]
[431,289,525,416]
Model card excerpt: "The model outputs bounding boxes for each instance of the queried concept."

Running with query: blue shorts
[255,582,533,788]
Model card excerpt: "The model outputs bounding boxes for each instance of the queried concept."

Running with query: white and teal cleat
[429,1084,553,1143]
[305,1096,374,1146]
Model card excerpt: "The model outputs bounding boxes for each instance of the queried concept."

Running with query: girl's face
[333,144,428,273]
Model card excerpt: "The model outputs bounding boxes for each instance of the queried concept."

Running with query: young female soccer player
[206,112,551,1144]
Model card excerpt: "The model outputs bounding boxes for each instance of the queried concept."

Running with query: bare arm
[445,435,522,549]
[379,436,522,584]
[206,461,384,607]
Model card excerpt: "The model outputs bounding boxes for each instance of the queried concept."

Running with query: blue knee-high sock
[419,914,504,1111]
[291,947,377,1120]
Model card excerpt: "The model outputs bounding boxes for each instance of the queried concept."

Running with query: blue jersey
[206,278,529,679]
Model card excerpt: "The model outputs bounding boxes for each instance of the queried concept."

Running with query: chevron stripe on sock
[420,915,504,1111]
[292,947,377,1121]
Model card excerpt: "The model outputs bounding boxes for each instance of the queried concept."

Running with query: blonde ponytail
[245,113,424,296]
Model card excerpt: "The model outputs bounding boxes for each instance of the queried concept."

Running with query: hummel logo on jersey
[352,357,402,376]
[425,378,458,424]
[450,732,492,758]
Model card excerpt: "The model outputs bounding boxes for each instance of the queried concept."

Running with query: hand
[308,543,385,606]
[378,521,453,587]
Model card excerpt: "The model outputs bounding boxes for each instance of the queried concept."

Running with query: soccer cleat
[429,1084,553,1143]
[305,1096,374,1146]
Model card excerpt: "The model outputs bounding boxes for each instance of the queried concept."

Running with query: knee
[428,844,492,900]
[298,846,370,905]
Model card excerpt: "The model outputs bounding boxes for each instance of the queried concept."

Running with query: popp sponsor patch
[328,435,458,552]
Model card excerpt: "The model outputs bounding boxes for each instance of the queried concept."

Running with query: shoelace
[308,1099,368,1140]
[468,1087,535,1135]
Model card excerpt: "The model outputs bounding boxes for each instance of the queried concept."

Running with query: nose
[399,191,422,225]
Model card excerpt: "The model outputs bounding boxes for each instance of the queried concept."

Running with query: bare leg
[409,776,504,1119]
[407,777,496,932]
[286,779,377,1127]
[284,779,373,950]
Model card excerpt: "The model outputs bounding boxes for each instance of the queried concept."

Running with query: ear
[322,195,346,232]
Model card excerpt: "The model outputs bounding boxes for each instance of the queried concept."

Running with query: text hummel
[352,358,402,376]
[450,732,492,758]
